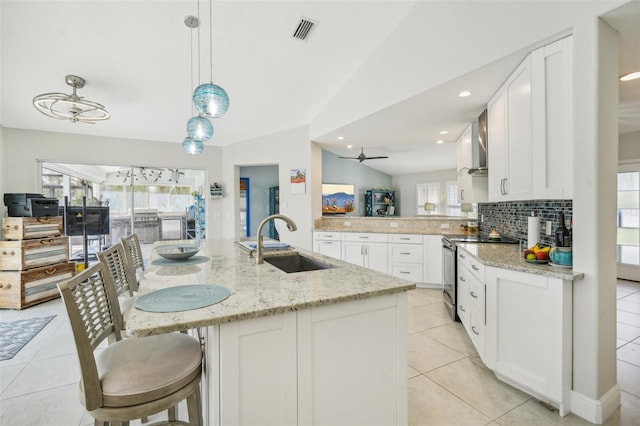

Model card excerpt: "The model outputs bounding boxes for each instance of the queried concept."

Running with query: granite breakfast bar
[126,239,416,425]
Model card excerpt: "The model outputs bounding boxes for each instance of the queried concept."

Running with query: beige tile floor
[1,280,639,425]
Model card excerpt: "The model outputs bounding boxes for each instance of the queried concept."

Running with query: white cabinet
[211,293,409,425]
[531,36,573,200]
[388,234,423,282]
[217,312,298,425]
[342,232,388,274]
[422,235,443,285]
[312,231,342,260]
[488,54,533,201]
[485,266,572,415]
[456,123,488,203]
[488,36,573,202]
[457,247,486,361]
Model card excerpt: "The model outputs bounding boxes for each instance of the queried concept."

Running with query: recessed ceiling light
[347,145,353,149]
[436,140,445,144]
[337,135,345,140]
[439,130,448,135]
[620,71,640,82]
[458,91,471,98]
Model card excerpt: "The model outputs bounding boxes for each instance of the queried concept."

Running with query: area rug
[0,315,56,361]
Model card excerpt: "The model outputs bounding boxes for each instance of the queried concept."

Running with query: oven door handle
[442,288,454,306]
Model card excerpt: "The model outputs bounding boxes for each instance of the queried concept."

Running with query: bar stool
[57,262,202,425]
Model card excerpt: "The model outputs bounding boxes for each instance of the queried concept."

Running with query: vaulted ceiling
[1,1,637,176]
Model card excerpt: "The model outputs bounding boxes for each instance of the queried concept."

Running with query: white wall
[322,149,392,216]
[239,165,279,237]
[221,125,315,249]
[0,128,224,238]
[392,169,457,217]
[619,131,640,161]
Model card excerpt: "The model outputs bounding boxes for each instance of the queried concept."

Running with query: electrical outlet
[344,221,352,227]
[546,221,553,235]
[441,223,450,229]
[390,222,398,228]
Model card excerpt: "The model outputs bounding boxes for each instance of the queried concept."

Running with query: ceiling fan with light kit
[338,147,389,163]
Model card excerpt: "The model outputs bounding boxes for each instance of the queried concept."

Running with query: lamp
[424,203,436,214]
[183,137,204,155]
[183,13,209,154]
[33,75,109,123]
[192,0,230,118]
[187,115,213,141]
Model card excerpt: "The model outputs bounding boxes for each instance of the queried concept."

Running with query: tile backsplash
[478,200,572,247]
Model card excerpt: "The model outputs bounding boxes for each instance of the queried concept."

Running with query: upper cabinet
[488,35,573,202]
[531,36,573,200]
[457,123,488,204]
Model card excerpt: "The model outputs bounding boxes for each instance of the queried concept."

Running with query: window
[617,165,639,267]
[416,183,439,215]
[446,181,461,216]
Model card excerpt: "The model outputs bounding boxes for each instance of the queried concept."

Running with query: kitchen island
[126,239,415,425]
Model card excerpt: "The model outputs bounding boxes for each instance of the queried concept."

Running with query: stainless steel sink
[264,253,334,273]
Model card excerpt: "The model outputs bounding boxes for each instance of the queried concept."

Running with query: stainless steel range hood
[468,109,488,176]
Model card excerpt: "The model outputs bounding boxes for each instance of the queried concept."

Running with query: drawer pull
[2,250,16,256]
[37,217,51,223]
[359,236,369,239]
[459,305,466,312]
[400,238,410,240]
[460,254,466,259]
[471,265,480,271]
[400,252,411,255]
[470,291,477,299]
[40,239,55,245]
[45,268,57,275]
[459,276,466,282]
[472,326,480,335]
[399,271,410,274]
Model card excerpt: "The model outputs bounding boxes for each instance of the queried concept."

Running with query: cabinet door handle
[459,276,466,282]
[472,326,480,335]
[459,254,465,259]
[360,246,364,255]
[471,265,480,271]
[470,291,478,299]
[460,189,464,200]
[459,305,466,312]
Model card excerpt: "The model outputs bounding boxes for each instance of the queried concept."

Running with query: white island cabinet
[127,239,414,426]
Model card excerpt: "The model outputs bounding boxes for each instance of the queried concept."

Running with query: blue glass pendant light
[182,136,204,155]
[187,115,214,141]
[193,83,229,118]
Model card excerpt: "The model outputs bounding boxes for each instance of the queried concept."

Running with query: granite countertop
[456,242,584,281]
[125,239,415,337]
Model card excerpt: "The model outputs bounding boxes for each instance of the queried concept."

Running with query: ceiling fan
[338,147,389,162]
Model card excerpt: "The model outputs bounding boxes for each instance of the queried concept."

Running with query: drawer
[389,244,423,263]
[457,248,485,281]
[341,232,388,243]
[468,276,485,315]
[2,216,63,240]
[468,308,485,356]
[313,231,341,241]
[388,234,422,244]
[0,262,75,309]
[0,237,69,270]
[390,263,423,282]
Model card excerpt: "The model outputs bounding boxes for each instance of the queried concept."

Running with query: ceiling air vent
[291,17,317,41]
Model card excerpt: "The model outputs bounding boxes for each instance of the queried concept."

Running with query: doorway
[239,165,279,238]
[617,162,640,281]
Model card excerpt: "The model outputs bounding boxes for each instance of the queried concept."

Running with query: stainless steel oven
[442,234,519,321]
[442,236,458,321]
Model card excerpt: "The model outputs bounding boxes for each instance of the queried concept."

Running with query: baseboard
[570,385,621,424]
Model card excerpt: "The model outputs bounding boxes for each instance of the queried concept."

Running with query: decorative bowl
[157,245,200,261]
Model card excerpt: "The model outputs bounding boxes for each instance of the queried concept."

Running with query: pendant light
[183,13,208,155]
[192,0,229,118]
[33,75,109,123]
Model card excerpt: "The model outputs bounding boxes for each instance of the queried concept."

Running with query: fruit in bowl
[523,244,550,261]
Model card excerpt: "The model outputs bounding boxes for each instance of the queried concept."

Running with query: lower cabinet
[209,293,408,425]
[457,245,573,416]
[485,266,572,415]
[312,231,342,260]
[341,233,388,274]
[388,234,423,282]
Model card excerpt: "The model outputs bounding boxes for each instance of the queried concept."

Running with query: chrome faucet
[256,214,297,264]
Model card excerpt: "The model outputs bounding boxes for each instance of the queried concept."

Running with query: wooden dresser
[0,217,75,309]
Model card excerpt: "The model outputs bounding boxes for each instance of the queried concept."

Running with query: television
[59,206,110,236]
[322,184,355,215]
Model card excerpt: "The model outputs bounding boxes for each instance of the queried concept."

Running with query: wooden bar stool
[57,262,203,425]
